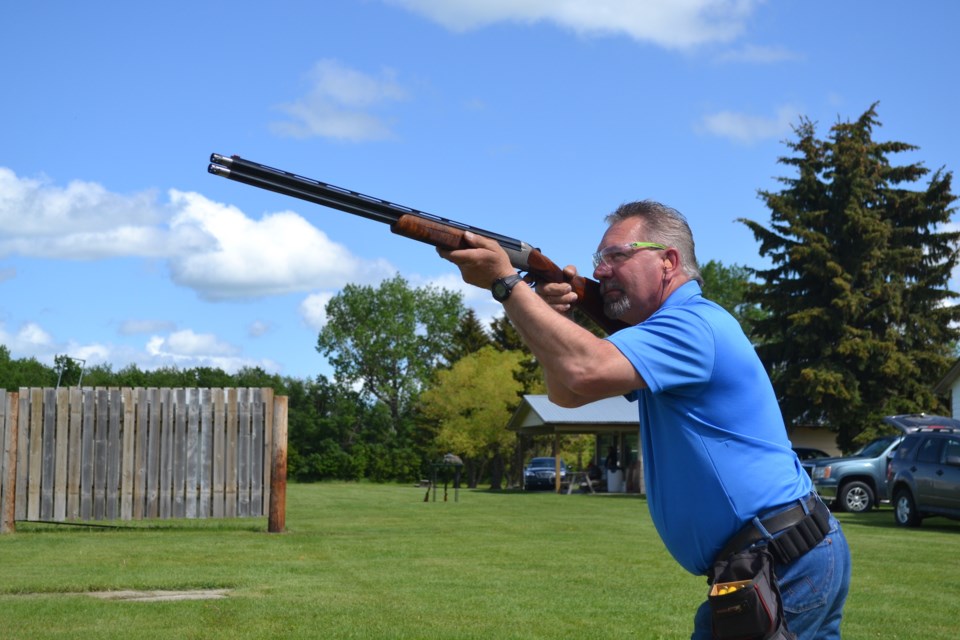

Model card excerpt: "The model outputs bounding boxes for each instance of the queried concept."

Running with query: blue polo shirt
[607,281,811,575]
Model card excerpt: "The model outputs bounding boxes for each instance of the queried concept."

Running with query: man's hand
[537,265,580,314]
[437,231,516,288]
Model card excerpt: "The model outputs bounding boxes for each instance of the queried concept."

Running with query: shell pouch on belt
[708,547,795,640]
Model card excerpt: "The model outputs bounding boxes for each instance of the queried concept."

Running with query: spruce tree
[740,104,959,450]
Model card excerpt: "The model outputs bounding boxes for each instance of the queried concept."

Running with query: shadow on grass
[475,487,646,499]
[12,518,267,534]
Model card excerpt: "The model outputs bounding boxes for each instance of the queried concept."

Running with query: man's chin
[603,296,631,319]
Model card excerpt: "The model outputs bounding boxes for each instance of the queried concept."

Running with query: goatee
[604,295,631,319]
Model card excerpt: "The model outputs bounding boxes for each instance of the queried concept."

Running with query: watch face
[492,275,519,302]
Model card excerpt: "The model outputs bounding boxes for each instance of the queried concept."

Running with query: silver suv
[887,427,960,527]
[803,414,960,513]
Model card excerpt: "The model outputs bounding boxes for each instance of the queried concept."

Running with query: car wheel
[838,481,874,513]
[893,488,922,527]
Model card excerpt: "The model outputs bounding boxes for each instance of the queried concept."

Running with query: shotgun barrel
[208,153,627,334]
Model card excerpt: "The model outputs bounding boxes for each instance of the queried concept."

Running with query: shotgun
[208,154,627,334]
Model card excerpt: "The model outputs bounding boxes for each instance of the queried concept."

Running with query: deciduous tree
[420,346,524,489]
[316,274,465,435]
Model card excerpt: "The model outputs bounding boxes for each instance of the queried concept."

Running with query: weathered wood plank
[250,388,264,517]
[53,388,69,520]
[93,388,109,520]
[172,388,186,518]
[39,388,56,519]
[198,388,212,518]
[146,388,161,519]
[79,388,95,520]
[158,388,172,519]
[224,388,238,518]
[237,388,251,517]
[261,387,274,516]
[120,388,135,520]
[212,388,225,518]
[14,391,29,521]
[133,387,148,520]
[27,388,43,521]
[1,392,19,533]
[67,387,82,520]
[105,388,122,520]
[185,389,199,518]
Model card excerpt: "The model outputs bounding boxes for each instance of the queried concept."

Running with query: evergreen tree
[489,313,545,401]
[740,104,960,450]
[444,308,493,363]
[699,259,767,339]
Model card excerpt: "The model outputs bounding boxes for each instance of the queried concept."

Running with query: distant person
[440,200,850,638]
[604,445,618,472]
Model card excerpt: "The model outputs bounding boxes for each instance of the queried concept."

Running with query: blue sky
[2,1,957,380]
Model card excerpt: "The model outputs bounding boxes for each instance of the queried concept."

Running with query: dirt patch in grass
[85,589,231,602]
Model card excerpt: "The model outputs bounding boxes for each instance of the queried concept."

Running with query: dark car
[793,447,831,461]
[887,426,960,527]
[803,414,960,513]
[523,457,568,491]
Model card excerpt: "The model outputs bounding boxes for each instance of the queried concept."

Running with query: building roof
[506,394,638,435]
[933,358,960,395]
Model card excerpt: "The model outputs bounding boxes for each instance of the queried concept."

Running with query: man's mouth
[600,281,623,298]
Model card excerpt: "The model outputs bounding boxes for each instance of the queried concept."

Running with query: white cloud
[0,167,172,259]
[300,292,334,331]
[167,190,395,300]
[384,0,761,49]
[0,321,55,354]
[270,59,409,141]
[0,168,395,301]
[151,329,238,358]
[0,318,277,374]
[697,104,799,144]
[248,320,272,338]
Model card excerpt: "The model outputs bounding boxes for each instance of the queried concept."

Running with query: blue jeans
[692,515,851,640]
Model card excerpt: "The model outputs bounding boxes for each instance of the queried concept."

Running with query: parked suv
[522,457,568,491]
[803,414,960,513]
[887,427,960,527]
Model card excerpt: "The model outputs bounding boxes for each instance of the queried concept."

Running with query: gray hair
[605,200,703,285]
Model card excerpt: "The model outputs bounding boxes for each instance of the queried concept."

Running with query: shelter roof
[507,394,638,435]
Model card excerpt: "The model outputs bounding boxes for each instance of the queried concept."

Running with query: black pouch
[708,547,795,640]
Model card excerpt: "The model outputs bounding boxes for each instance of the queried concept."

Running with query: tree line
[3,104,957,485]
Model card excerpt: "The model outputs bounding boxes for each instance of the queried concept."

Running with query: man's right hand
[536,265,581,314]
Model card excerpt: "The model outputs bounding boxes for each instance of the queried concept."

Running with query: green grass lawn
[1,483,958,639]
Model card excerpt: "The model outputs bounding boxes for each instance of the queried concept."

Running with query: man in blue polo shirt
[440,200,851,639]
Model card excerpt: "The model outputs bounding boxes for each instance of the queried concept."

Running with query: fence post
[1,392,19,534]
[268,395,288,533]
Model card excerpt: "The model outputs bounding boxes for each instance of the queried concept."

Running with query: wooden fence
[0,387,287,533]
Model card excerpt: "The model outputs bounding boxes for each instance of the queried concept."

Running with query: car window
[942,438,960,466]
[895,436,921,461]
[855,437,897,458]
[916,438,945,464]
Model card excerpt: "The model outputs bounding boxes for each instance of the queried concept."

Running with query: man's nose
[593,261,612,279]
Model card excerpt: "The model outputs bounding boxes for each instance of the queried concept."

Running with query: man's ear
[662,248,680,273]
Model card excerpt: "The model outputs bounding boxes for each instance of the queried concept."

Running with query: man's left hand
[438,231,516,288]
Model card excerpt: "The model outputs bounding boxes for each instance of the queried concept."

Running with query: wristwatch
[491,274,524,302]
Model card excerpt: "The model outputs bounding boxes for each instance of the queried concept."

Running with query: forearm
[501,283,639,406]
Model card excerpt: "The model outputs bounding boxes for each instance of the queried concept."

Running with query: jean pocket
[778,535,835,614]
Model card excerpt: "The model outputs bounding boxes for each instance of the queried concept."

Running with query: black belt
[717,494,832,566]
